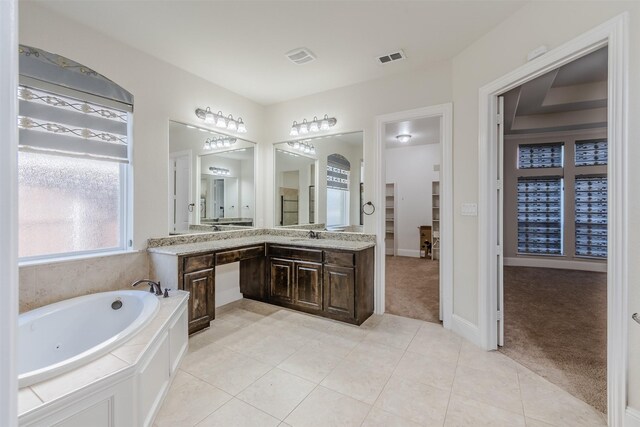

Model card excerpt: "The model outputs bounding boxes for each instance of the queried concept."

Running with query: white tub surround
[19,290,159,387]
[18,291,188,427]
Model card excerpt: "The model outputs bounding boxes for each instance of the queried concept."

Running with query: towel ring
[362,201,375,216]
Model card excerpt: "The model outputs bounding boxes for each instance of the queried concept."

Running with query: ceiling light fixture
[289,114,336,136]
[396,134,412,143]
[196,107,247,133]
[203,136,237,150]
[209,166,231,176]
[287,141,316,155]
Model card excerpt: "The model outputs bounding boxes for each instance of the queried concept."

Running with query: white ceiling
[30,0,526,105]
[384,116,440,149]
[503,47,608,134]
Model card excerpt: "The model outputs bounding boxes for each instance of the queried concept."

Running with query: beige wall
[450,0,640,409]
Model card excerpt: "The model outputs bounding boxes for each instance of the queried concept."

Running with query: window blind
[518,143,563,169]
[517,177,563,255]
[575,176,607,258]
[575,139,607,166]
[327,153,350,190]
[17,85,129,163]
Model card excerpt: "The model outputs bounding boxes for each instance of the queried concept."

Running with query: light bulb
[237,119,247,133]
[229,138,237,145]
[290,125,298,136]
[310,146,316,155]
[223,139,231,147]
[309,117,319,132]
[304,145,311,153]
[294,141,300,149]
[396,134,412,143]
[216,112,226,128]
[204,108,214,124]
[226,115,236,131]
[320,115,330,130]
[203,141,210,150]
[299,120,309,134]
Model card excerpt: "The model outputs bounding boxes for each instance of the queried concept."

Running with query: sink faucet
[211,225,221,231]
[308,230,320,239]
[132,279,162,296]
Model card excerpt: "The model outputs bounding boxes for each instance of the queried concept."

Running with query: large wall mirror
[274,131,363,232]
[169,121,256,234]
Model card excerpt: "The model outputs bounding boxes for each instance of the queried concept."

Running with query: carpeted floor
[499,266,607,413]
[385,255,440,324]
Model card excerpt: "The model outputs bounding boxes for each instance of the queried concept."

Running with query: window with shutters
[326,154,350,227]
[18,45,133,260]
[518,142,563,169]
[575,139,607,166]
[575,176,607,258]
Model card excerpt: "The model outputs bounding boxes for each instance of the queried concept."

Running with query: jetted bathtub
[18,290,159,388]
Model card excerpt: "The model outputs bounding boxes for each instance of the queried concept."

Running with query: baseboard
[397,249,421,258]
[451,314,482,348]
[626,407,640,427]
[504,257,606,272]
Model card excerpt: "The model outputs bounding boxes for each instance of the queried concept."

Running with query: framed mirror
[169,120,256,234]
[273,131,363,232]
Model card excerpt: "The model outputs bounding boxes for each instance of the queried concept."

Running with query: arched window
[18,45,133,260]
[326,153,350,227]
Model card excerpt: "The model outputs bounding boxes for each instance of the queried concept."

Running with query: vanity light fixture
[287,141,316,155]
[209,166,231,176]
[195,107,247,133]
[396,134,412,143]
[289,114,336,136]
[203,137,237,150]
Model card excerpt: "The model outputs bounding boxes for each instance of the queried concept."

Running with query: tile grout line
[441,339,462,426]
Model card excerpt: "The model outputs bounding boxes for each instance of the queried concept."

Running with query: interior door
[497,96,505,346]
[172,154,191,233]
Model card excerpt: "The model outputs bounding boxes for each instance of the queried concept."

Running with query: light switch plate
[461,203,478,216]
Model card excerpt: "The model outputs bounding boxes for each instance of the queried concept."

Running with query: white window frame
[17,95,133,265]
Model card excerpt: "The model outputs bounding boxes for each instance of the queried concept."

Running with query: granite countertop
[19,291,189,418]
[147,235,376,256]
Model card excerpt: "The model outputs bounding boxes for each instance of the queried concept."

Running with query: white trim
[19,249,143,268]
[451,314,482,348]
[374,103,453,330]
[477,13,628,425]
[0,0,18,425]
[504,257,607,273]
[397,249,421,258]
[626,407,640,427]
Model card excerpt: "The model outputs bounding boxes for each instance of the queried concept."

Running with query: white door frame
[477,13,628,425]
[0,0,18,425]
[168,149,193,233]
[375,103,453,329]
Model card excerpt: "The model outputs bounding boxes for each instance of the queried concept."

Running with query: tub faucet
[308,230,320,239]
[132,279,162,296]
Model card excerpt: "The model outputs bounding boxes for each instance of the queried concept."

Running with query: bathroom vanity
[148,231,375,335]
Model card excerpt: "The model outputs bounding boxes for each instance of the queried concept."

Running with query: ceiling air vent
[377,49,407,65]
[286,48,316,65]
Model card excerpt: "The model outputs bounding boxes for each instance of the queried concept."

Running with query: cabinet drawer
[183,253,214,273]
[268,245,323,263]
[216,245,264,265]
[324,251,355,267]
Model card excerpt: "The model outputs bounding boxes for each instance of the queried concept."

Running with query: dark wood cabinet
[269,258,294,304]
[183,268,215,333]
[323,264,355,320]
[155,242,374,334]
[294,261,323,311]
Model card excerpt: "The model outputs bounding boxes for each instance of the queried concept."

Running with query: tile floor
[154,299,607,427]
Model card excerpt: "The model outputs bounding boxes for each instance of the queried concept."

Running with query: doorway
[169,151,192,234]
[375,103,453,329]
[477,14,628,424]
[496,47,608,412]
[383,116,442,323]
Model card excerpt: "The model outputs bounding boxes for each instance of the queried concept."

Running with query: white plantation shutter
[575,176,607,258]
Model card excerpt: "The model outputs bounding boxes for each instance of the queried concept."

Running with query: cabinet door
[294,261,323,311]
[269,258,294,303]
[323,265,355,319]
[183,268,215,334]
